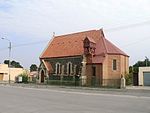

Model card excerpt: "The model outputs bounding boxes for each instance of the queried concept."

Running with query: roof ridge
[55,29,98,38]
[100,30,108,54]
[40,34,55,58]
[105,39,128,56]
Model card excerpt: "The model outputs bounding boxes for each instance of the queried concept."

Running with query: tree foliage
[4,60,23,68]
[4,60,9,65]
[30,64,38,72]
[125,67,133,85]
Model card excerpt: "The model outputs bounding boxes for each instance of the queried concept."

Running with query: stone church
[39,29,129,86]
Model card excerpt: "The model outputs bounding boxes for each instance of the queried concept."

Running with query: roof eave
[40,54,83,59]
[107,53,129,57]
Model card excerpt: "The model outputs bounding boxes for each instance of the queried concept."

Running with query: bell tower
[83,37,96,63]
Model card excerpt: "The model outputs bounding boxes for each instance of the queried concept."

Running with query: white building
[139,67,150,86]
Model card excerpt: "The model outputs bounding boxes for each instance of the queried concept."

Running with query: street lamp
[1,37,11,84]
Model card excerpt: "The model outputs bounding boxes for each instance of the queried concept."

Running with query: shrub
[18,73,28,83]
[125,73,133,85]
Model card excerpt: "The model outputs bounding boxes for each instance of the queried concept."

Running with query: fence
[46,75,121,88]
[47,75,80,86]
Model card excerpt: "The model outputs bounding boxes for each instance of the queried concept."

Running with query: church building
[39,29,129,86]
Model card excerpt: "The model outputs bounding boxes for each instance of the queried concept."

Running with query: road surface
[0,85,150,113]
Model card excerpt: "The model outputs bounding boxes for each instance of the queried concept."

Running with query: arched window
[55,63,61,75]
[68,63,71,75]
[67,62,72,75]
[41,70,45,83]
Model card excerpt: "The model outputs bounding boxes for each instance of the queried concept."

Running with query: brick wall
[103,54,129,79]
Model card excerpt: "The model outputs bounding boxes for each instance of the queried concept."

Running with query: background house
[0,64,24,82]
[28,71,38,82]
[138,67,150,86]
[39,29,129,87]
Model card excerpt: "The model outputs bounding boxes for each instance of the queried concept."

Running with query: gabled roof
[42,60,53,72]
[40,29,128,59]
[104,38,127,56]
[85,36,96,44]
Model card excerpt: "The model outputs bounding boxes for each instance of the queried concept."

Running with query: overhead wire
[0,19,150,51]
[120,36,150,48]
[0,40,49,52]
[105,20,150,32]
[12,40,49,48]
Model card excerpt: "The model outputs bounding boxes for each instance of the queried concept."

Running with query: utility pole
[145,56,148,67]
[1,37,11,84]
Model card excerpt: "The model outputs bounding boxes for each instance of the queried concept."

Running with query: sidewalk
[0,82,124,91]
[1,82,150,92]
[126,86,150,91]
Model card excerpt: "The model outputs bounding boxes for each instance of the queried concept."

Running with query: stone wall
[44,56,82,76]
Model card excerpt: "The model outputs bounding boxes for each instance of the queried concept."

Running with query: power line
[1,36,149,52]
[0,47,8,51]
[105,20,150,32]
[12,40,49,48]
[0,20,150,51]
[0,40,49,52]
[121,36,150,48]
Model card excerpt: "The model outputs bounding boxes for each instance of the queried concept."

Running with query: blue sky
[0,0,150,69]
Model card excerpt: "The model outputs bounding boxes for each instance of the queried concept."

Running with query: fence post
[60,75,63,86]
[74,76,76,86]
[120,76,126,89]
[81,76,86,86]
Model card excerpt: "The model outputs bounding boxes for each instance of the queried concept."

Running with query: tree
[125,58,150,85]
[30,64,38,72]
[4,60,9,65]
[11,60,23,68]
[4,60,23,68]
[133,58,150,73]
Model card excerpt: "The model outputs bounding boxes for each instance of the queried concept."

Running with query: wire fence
[33,75,121,88]
[28,74,121,88]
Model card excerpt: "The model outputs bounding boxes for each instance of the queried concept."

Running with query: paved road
[0,85,150,113]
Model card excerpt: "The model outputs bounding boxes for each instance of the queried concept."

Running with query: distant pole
[1,37,11,84]
[145,56,148,67]
[8,41,11,83]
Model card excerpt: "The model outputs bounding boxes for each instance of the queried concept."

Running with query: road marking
[1,85,150,99]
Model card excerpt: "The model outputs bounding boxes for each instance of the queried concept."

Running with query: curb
[0,83,126,92]
[1,83,150,92]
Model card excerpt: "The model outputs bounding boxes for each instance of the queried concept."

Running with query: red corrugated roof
[40,29,128,61]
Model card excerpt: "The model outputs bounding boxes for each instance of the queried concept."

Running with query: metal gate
[143,72,150,86]
[133,72,138,86]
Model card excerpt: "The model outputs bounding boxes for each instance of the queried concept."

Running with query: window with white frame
[55,62,61,75]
